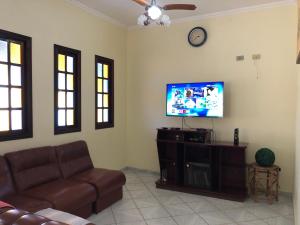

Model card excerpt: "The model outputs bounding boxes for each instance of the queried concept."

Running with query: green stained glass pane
[67,56,74,73]
[11,66,21,86]
[0,64,8,85]
[0,41,8,62]
[103,80,108,93]
[11,110,22,130]
[97,63,103,77]
[58,91,66,108]
[67,92,74,108]
[58,109,66,126]
[103,109,108,122]
[0,87,8,108]
[97,109,102,123]
[11,88,22,108]
[0,110,9,131]
[58,73,65,90]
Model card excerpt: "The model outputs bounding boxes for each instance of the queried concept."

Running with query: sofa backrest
[0,156,16,198]
[5,146,61,192]
[55,141,93,179]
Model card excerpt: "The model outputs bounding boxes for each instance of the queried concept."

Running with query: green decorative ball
[255,148,275,167]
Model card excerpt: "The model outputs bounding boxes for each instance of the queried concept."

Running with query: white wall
[126,5,297,192]
[0,0,127,170]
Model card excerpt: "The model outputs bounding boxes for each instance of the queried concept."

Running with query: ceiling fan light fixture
[160,15,171,26]
[137,14,148,26]
[148,5,162,20]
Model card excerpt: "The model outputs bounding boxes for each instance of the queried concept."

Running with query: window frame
[95,55,114,129]
[54,44,81,135]
[0,29,32,142]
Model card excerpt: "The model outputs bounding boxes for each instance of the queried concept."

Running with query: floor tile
[134,197,160,208]
[247,206,278,219]
[223,208,257,222]
[207,198,244,210]
[126,183,148,191]
[178,193,205,203]
[188,199,218,213]
[146,217,177,225]
[130,189,154,199]
[112,199,137,211]
[123,190,132,200]
[173,214,208,225]
[89,208,115,225]
[157,195,184,205]
[199,211,233,225]
[238,220,268,225]
[117,221,147,225]
[139,206,170,220]
[113,208,144,223]
[268,203,294,216]
[263,216,294,225]
[164,203,194,216]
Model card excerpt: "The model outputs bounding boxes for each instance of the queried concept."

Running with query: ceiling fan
[132,0,197,26]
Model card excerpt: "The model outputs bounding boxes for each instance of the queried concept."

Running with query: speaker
[234,128,239,145]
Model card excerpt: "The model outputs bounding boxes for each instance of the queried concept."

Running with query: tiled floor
[89,168,294,225]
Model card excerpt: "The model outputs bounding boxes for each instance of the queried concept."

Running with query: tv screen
[166,81,224,118]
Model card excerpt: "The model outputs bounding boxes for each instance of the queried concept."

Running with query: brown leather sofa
[0,141,126,219]
[0,206,68,225]
[55,141,126,213]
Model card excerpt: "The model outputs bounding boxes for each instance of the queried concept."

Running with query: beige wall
[0,0,127,170]
[295,68,300,225]
[126,5,297,192]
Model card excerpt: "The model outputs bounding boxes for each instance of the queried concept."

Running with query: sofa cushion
[23,179,96,212]
[0,156,16,198]
[72,168,126,196]
[5,146,61,191]
[2,195,52,213]
[55,141,93,179]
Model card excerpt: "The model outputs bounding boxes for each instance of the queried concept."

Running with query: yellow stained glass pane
[67,109,74,126]
[11,110,22,130]
[11,88,22,108]
[67,74,74,90]
[10,42,21,64]
[58,109,66,126]
[103,94,108,107]
[58,54,66,71]
[103,65,109,78]
[97,109,102,123]
[0,110,9,131]
[58,91,66,108]
[97,79,103,93]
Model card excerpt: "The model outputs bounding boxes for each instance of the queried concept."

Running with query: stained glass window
[0,29,32,141]
[95,55,114,129]
[54,45,81,134]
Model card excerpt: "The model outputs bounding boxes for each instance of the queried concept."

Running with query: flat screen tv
[166,81,224,118]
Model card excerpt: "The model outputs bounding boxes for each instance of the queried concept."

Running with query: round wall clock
[188,27,207,47]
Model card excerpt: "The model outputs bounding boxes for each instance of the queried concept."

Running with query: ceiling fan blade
[163,4,197,10]
[132,0,149,7]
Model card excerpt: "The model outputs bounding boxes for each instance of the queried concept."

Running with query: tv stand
[156,128,248,202]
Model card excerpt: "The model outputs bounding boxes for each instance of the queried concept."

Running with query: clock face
[188,27,207,47]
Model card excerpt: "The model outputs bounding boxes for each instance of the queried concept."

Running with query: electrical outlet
[236,55,244,61]
[252,54,261,60]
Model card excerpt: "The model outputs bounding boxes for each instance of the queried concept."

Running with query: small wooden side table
[247,163,281,204]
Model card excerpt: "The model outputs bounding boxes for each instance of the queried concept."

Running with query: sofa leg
[94,188,123,213]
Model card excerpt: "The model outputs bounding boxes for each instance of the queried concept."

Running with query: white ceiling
[70,0,292,27]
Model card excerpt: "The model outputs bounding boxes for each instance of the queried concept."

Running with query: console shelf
[156,128,248,202]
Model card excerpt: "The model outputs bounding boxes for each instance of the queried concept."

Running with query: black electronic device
[234,128,239,145]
